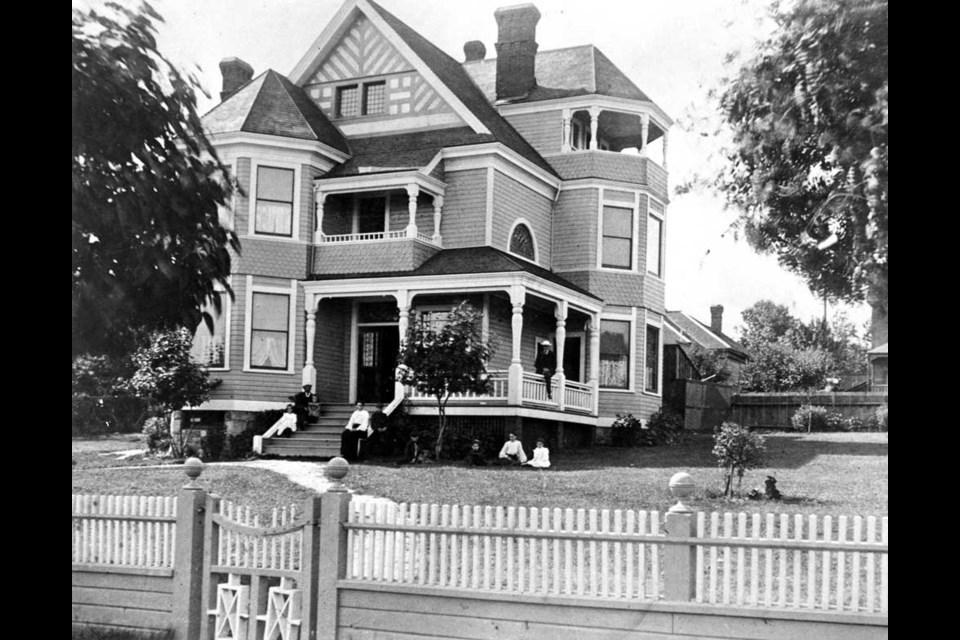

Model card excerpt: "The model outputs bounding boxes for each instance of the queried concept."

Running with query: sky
[77,0,873,338]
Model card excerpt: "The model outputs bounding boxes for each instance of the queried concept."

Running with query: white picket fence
[695,512,888,613]
[213,499,303,572]
[72,494,178,568]
[345,501,664,600]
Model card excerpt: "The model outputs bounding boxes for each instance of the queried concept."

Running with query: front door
[357,325,400,404]
[564,335,582,382]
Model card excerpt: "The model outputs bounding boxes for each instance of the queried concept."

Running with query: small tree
[125,328,220,458]
[712,422,766,498]
[397,302,492,459]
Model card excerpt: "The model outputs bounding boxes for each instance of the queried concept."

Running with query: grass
[72,432,887,518]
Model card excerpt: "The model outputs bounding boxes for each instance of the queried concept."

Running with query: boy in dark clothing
[465,439,487,466]
[398,433,426,465]
[534,340,557,399]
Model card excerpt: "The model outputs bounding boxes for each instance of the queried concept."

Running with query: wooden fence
[73,467,888,639]
[730,392,888,429]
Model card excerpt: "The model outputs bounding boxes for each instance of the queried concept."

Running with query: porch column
[303,294,317,389]
[508,285,525,405]
[639,113,650,158]
[314,189,326,244]
[561,108,572,152]
[588,314,601,415]
[432,195,443,244]
[405,184,419,238]
[662,129,670,171]
[554,301,567,410]
[396,289,411,343]
[589,107,601,150]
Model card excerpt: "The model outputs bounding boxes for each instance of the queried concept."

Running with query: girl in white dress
[273,404,299,437]
[525,440,551,468]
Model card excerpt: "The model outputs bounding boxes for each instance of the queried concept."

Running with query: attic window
[337,85,360,117]
[336,81,386,118]
[363,82,386,115]
[509,224,535,261]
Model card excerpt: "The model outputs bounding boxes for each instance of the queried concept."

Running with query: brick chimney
[219,57,254,102]
[494,4,540,100]
[710,305,724,335]
[463,40,486,62]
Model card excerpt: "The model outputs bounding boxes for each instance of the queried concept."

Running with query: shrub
[645,409,686,445]
[200,423,226,461]
[876,404,888,431]
[142,417,172,455]
[713,422,766,498]
[610,414,643,447]
[790,404,844,432]
[843,416,866,432]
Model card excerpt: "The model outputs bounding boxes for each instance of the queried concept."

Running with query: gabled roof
[665,310,750,359]
[309,246,601,300]
[202,70,350,153]
[463,45,653,104]
[323,127,479,178]
[867,342,888,355]
[364,0,557,177]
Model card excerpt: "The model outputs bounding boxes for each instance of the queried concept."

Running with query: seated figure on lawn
[466,439,487,466]
[498,433,527,465]
[524,440,551,468]
[398,432,427,465]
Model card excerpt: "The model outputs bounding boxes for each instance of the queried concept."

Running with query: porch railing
[564,380,594,412]
[320,230,441,247]
[405,370,510,402]
[521,371,555,405]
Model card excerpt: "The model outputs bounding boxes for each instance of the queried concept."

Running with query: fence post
[664,472,697,602]
[172,458,208,640]
[300,494,323,640]
[315,458,353,640]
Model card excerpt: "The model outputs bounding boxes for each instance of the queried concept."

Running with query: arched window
[509,224,535,260]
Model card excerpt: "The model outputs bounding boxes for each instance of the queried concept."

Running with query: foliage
[72,1,240,357]
[708,0,887,315]
[398,301,493,458]
[738,300,801,352]
[125,328,220,458]
[141,416,172,455]
[610,410,686,447]
[790,404,839,432]
[739,342,831,392]
[687,345,732,383]
[712,422,766,498]
[200,423,226,461]
[72,355,147,435]
[875,404,888,431]
[610,413,643,447]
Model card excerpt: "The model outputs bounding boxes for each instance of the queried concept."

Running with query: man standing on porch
[534,340,557,399]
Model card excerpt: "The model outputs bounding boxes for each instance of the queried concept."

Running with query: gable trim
[206,131,350,165]
[443,143,560,197]
[289,0,490,135]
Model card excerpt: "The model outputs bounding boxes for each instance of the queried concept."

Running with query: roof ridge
[268,70,319,142]
[237,71,269,133]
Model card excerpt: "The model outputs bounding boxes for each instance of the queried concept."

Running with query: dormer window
[337,80,386,118]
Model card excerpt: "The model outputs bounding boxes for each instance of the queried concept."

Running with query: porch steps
[260,403,373,459]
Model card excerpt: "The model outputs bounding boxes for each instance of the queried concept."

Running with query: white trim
[484,167,494,245]
[560,181,669,203]
[506,217,539,265]
[315,170,445,198]
[442,143,560,195]
[205,131,349,165]
[423,151,444,176]
[188,399,289,412]
[247,159,302,241]
[336,112,463,136]
[242,278,298,375]
[406,404,598,426]
[496,94,674,130]
[646,195,667,280]
[289,0,490,135]
[349,301,359,403]
[597,188,639,272]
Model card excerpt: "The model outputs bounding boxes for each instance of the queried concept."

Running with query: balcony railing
[321,230,409,243]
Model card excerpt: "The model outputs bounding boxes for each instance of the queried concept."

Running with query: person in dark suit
[291,384,317,428]
[534,340,557,399]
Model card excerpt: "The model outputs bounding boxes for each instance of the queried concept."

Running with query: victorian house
[188,0,673,455]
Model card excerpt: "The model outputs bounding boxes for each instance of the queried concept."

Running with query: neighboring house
[867,342,888,392]
[186,0,673,449]
[664,305,750,384]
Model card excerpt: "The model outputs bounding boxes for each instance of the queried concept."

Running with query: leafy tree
[739,341,830,392]
[710,0,888,336]
[687,345,732,383]
[397,302,493,459]
[737,300,801,353]
[713,422,766,498]
[125,328,221,458]
[72,1,239,358]
[72,354,146,435]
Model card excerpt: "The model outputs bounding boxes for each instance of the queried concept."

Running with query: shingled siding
[503,110,563,155]
[300,164,321,240]
[492,171,553,266]
[234,158,251,235]
[314,298,351,403]
[553,188,598,271]
[205,276,302,405]
[440,169,488,248]
[313,238,439,274]
[234,239,309,279]
[547,153,669,200]
[386,192,439,235]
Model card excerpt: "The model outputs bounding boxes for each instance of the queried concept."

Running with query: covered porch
[300,248,604,420]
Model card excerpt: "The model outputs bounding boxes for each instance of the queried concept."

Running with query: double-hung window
[255,166,294,236]
[602,205,633,269]
[337,81,386,117]
[645,325,660,393]
[599,320,630,389]
[647,209,663,277]
[250,292,289,370]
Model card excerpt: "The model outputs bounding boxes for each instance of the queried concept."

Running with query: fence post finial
[183,456,204,489]
[668,471,695,513]
[323,457,350,492]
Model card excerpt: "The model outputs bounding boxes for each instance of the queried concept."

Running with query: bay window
[599,319,631,389]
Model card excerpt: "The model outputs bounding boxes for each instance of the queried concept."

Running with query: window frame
[600,204,635,270]
[248,160,301,241]
[335,79,388,119]
[243,277,297,375]
[362,81,386,116]
[507,218,539,264]
[598,311,636,392]
[643,311,663,396]
[647,198,665,278]
[336,84,360,118]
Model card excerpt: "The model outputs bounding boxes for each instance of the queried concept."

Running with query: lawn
[72,432,887,518]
